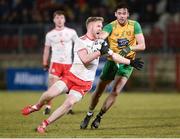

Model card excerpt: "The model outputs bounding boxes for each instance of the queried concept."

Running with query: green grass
[0,91,180,138]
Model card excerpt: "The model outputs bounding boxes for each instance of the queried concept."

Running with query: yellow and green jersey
[103,19,142,59]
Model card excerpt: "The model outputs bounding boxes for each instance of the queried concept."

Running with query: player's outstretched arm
[98,40,144,70]
[110,53,131,65]
[110,53,144,70]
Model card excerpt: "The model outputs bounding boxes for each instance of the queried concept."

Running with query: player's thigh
[47,80,68,97]
[48,74,60,87]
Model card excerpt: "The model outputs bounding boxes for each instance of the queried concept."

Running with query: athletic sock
[32,103,43,110]
[45,105,51,109]
[97,109,105,117]
[87,111,93,116]
[42,119,50,128]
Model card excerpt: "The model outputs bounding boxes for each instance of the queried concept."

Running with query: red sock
[42,119,50,128]
[35,103,44,110]
[47,101,51,105]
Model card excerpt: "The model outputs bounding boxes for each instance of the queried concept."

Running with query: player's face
[92,21,103,39]
[53,14,65,28]
[115,8,129,25]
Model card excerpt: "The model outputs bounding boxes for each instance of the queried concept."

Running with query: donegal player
[80,2,146,129]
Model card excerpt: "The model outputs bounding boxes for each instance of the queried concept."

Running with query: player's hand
[119,46,131,57]
[130,58,144,70]
[43,64,49,71]
[99,40,110,55]
[92,39,103,52]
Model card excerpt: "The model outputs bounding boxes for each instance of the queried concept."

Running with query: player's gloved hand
[43,64,49,71]
[130,58,144,70]
[99,41,109,55]
[119,46,131,57]
[92,39,103,52]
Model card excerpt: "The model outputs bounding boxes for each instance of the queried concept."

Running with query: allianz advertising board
[6,68,48,91]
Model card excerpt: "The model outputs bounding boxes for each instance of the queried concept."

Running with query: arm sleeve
[45,34,51,46]
[103,23,113,33]
[134,21,143,34]
[72,30,79,42]
[75,38,87,52]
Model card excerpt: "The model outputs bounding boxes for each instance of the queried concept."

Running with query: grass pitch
[0,91,180,138]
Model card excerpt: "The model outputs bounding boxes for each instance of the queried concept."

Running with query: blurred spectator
[0,0,10,24]
[140,2,159,24]
[155,13,171,31]
[0,0,9,17]
[156,0,167,15]
[0,0,180,54]
[0,0,169,25]
[167,0,180,13]
[21,8,33,24]
[31,9,43,24]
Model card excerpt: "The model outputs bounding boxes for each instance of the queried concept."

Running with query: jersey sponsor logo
[117,38,129,47]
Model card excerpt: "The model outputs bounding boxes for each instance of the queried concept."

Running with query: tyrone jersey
[70,35,100,81]
[45,27,78,64]
[103,19,142,59]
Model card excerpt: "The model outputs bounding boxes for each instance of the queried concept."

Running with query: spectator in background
[167,0,180,14]
[21,8,33,24]
[0,0,10,22]
[0,0,166,25]
[140,2,159,24]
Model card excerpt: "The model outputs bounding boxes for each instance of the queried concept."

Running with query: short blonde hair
[86,17,104,27]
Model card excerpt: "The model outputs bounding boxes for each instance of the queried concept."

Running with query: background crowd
[0,0,179,91]
[0,0,179,25]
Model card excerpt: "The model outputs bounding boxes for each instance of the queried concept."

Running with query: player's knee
[65,100,76,109]
[69,100,76,107]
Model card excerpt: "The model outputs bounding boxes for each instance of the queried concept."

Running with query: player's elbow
[142,44,146,50]
[82,59,90,65]
[81,57,93,65]
[141,43,146,51]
